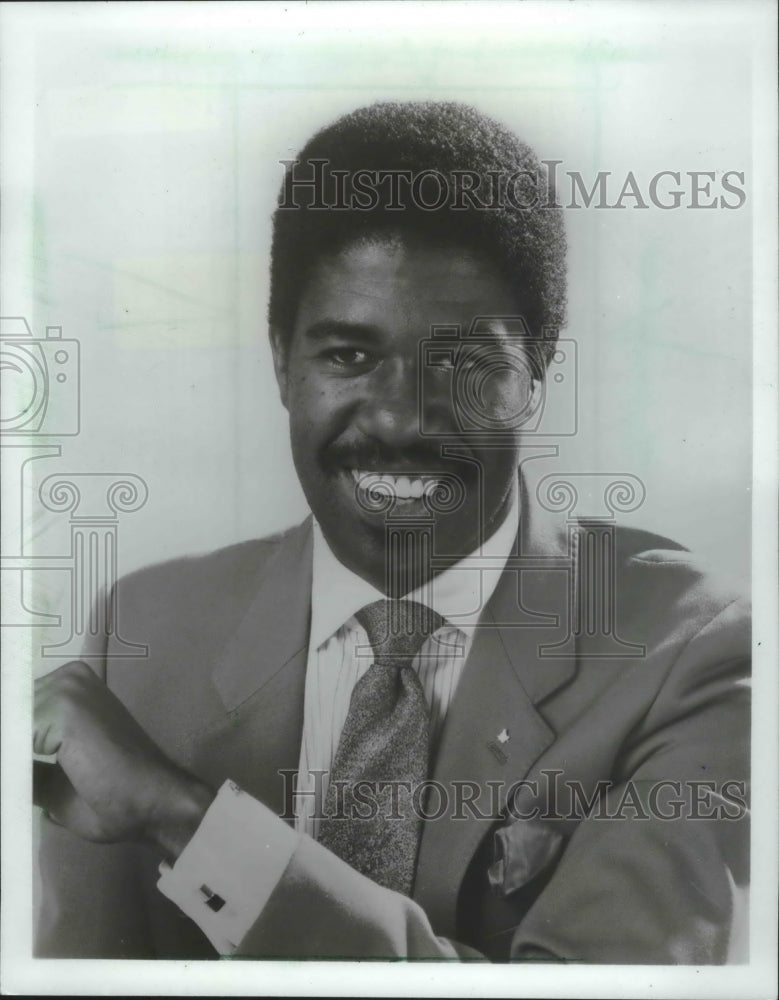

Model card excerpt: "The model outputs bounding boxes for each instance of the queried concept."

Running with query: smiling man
[34,102,749,963]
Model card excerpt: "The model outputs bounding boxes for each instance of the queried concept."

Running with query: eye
[425,345,494,375]
[456,346,493,372]
[425,346,463,374]
[322,347,375,371]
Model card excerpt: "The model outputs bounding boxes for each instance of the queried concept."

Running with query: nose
[355,357,423,445]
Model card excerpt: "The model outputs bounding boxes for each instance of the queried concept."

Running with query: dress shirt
[158,493,520,956]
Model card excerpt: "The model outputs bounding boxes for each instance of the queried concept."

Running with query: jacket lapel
[413,474,578,936]
[205,520,313,819]
[212,519,313,713]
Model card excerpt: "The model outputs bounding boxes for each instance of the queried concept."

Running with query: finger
[32,703,61,757]
[33,663,96,756]
[33,669,67,755]
[34,660,98,696]
[33,760,108,841]
[33,759,67,813]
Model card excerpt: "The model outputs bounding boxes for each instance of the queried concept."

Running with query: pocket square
[488,818,566,898]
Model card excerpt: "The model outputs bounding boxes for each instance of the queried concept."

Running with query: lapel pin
[487,728,511,764]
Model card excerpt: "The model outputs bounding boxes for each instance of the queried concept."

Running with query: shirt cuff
[157,779,300,956]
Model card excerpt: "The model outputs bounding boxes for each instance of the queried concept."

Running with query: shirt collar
[310,490,520,650]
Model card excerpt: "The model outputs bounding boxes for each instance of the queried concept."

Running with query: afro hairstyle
[268,101,567,370]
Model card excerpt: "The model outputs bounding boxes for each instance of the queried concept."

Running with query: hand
[33,660,213,859]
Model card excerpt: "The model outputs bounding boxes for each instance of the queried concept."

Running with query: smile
[348,469,443,502]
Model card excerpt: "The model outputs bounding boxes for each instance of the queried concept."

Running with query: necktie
[317,599,444,896]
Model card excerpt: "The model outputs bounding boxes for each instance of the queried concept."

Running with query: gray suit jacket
[36,477,750,962]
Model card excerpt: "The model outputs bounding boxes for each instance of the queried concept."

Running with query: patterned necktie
[317,599,444,896]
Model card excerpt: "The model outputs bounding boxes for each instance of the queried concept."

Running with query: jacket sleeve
[35,599,156,959]
[507,596,750,964]
[36,814,155,958]
[235,832,486,960]
[155,777,487,960]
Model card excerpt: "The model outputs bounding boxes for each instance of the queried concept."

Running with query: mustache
[324,440,471,473]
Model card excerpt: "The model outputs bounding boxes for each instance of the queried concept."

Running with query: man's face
[272,233,537,594]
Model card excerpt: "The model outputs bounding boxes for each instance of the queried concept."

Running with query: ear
[269,326,290,410]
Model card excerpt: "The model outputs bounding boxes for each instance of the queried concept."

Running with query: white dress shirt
[158,494,520,955]
[296,500,520,839]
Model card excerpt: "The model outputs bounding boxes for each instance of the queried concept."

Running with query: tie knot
[356,599,444,664]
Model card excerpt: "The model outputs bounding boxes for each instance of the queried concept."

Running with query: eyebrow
[465,319,526,343]
[302,319,383,343]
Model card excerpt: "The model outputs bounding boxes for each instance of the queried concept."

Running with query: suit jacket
[36,475,750,962]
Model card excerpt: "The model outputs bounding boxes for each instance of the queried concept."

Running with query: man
[34,101,749,962]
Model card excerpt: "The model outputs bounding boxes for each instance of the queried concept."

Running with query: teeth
[349,470,439,501]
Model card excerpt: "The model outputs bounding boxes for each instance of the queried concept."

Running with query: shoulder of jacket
[602,523,749,626]
[115,521,307,596]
